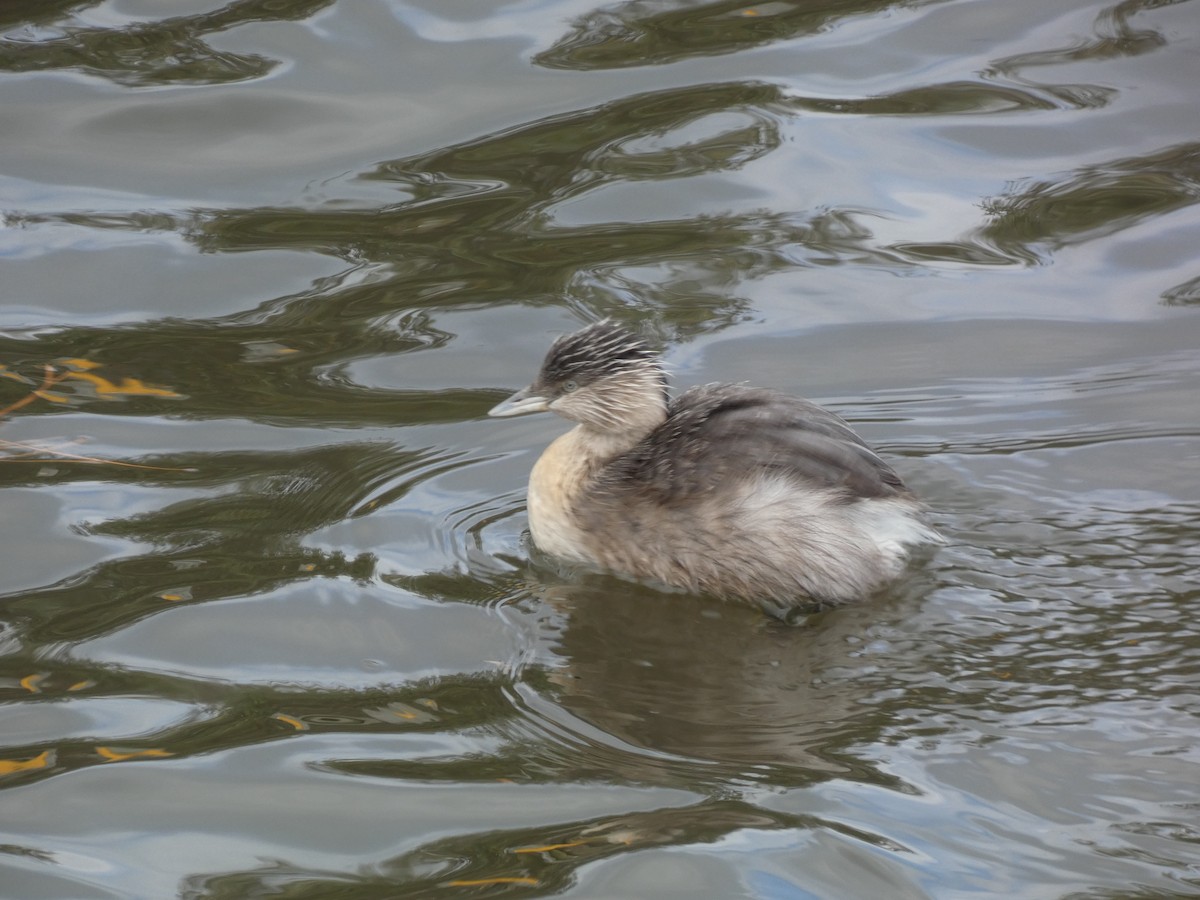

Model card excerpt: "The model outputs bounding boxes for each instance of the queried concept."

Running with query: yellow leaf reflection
[0,750,54,776]
[19,673,48,693]
[67,371,182,398]
[96,747,174,761]
[513,841,587,854]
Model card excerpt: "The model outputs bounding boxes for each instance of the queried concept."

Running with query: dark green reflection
[893,142,1200,266]
[0,441,492,644]
[0,312,485,427]
[0,664,508,791]
[4,81,800,428]
[181,799,816,899]
[536,0,917,70]
[0,0,334,86]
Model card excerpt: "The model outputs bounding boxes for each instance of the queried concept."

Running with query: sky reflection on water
[2,0,1199,897]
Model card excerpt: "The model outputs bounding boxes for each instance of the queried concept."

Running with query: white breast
[526,428,594,562]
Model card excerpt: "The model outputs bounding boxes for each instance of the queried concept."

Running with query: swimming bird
[489,321,940,613]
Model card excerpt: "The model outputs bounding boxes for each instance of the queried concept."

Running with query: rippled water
[2,0,1199,897]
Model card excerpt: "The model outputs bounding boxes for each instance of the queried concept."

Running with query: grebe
[489,321,940,612]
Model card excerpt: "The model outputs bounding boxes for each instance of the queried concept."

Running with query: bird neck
[571,422,653,462]
[574,370,667,446]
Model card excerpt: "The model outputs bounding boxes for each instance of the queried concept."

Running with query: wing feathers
[603,384,907,502]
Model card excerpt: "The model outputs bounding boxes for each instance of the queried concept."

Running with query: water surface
[2,0,1199,897]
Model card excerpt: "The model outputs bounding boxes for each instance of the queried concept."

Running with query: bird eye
[562,379,579,393]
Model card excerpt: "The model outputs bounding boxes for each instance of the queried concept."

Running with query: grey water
[1,0,1199,897]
